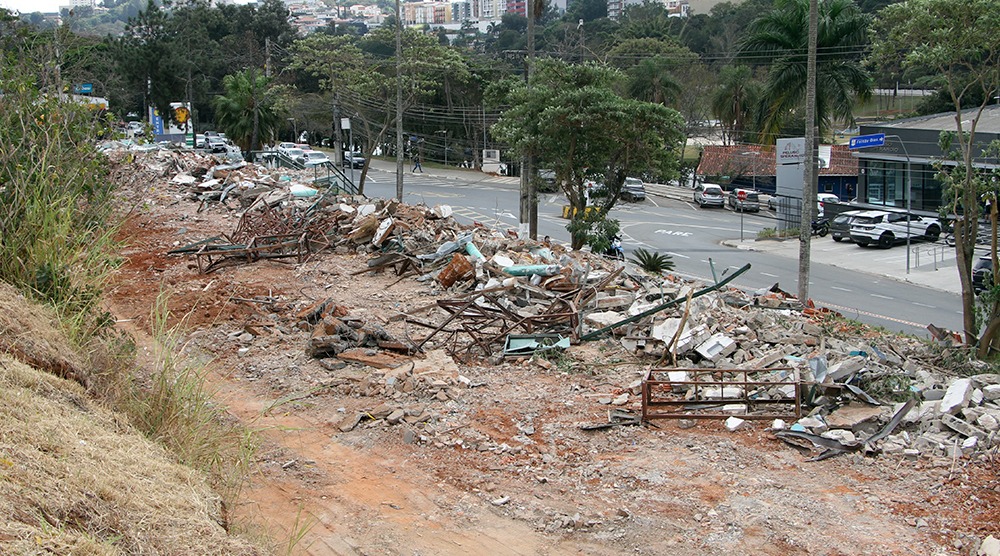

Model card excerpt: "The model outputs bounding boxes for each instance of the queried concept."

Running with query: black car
[343,152,365,169]
[830,210,863,242]
[973,256,993,294]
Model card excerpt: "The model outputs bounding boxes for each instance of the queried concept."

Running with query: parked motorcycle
[812,218,830,237]
[605,236,625,261]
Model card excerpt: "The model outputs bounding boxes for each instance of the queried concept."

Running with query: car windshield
[705,187,723,195]
[285,149,305,157]
[625,178,642,186]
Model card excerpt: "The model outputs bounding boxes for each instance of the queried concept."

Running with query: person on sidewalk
[412,155,423,173]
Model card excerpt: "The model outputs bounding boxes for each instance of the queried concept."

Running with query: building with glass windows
[855,106,1000,216]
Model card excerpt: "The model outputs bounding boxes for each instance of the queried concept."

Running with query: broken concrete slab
[939,378,974,415]
[695,333,737,362]
[939,413,989,440]
[825,403,885,431]
[725,416,746,431]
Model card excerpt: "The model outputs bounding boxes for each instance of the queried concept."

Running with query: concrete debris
[724,416,746,432]
[109,144,1000,466]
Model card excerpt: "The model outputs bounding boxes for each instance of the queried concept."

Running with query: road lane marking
[831,286,851,292]
[666,251,690,259]
[760,272,779,278]
[912,302,935,308]
[870,293,894,300]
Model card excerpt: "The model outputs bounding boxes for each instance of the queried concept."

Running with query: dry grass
[0,284,264,555]
[0,352,262,555]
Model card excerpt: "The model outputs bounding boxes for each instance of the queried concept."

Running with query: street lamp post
[886,134,913,274]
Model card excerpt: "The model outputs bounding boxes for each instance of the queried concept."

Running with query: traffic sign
[737,190,747,201]
[849,133,885,149]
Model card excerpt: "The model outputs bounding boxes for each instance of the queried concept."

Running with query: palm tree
[710,65,761,145]
[739,0,872,144]
[625,56,682,107]
[212,69,283,152]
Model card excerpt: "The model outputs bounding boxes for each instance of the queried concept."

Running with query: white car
[282,148,306,161]
[299,150,330,166]
[849,210,942,248]
[817,193,840,217]
[276,142,297,155]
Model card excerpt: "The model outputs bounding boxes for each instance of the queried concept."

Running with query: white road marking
[666,251,690,259]
[760,272,779,278]
[912,302,935,308]
[831,286,852,292]
[871,293,894,300]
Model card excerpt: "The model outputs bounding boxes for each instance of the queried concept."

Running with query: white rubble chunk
[724,416,746,431]
[940,378,973,415]
[695,333,737,362]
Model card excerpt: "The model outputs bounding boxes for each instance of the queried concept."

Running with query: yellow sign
[173,106,190,124]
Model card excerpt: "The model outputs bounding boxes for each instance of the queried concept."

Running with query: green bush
[629,248,675,274]
[0,70,119,336]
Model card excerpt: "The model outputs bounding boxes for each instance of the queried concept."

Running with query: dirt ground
[104,173,998,556]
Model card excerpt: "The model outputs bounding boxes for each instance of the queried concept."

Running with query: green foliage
[491,58,685,249]
[565,211,620,255]
[628,248,675,274]
[711,65,761,144]
[858,373,917,403]
[213,69,283,151]
[739,0,872,144]
[757,227,778,239]
[0,70,120,336]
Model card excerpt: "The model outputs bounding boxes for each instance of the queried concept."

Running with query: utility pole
[394,0,404,201]
[333,93,343,167]
[798,0,819,302]
[526,0,537,239]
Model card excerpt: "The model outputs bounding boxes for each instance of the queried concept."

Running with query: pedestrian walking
[412,155,423,173]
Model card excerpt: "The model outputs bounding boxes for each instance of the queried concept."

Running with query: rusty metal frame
[193,233,310,273]
[642,367,801,421]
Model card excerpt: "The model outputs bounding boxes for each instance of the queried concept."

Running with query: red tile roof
[696,144,858,177]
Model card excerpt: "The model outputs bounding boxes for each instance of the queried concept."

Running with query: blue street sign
[74,83,93,94]
[849,133,885,149]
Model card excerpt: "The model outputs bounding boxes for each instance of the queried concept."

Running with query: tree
[711,65,761,145]
[870,0,1000,350]
[212,69,282,151]
[739,0,872,144]
[491,59,685,250]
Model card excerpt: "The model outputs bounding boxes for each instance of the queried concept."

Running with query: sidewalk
[644,182,962,295]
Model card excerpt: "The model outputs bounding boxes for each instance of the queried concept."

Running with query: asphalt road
[357,166,964,338]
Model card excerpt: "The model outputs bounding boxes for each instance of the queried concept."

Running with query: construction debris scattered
[100,146,1000,466]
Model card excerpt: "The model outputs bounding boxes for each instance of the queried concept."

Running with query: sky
[1,0,68,14]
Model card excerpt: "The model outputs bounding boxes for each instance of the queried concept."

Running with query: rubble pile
[109,146,999,464]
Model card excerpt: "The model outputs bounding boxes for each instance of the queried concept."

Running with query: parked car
[343,151,366,169]
[817,193,840,217]
[298,150,330,166]
[621,177,646,202]
[283,148,306,162]
[537,169,558,192]
[276,142,297,155]
[206,138,228,153]
[694,183,725,208]
[727,188,760,212]
[849,210,942,248]
[830,210,864,242]
[973,256,993,294]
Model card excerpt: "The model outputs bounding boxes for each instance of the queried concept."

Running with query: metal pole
[888,134,912,274]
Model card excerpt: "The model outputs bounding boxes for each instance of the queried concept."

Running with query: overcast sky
[1,0,66,14]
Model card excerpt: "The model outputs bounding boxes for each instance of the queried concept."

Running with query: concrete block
[825,403,884,431]
[797,416,828,433]
[922,388,946,401]
[962,436,979,455]
[979,535,1000,556]
[972,388,985,405]
[695,333,737,362]
[703,386,745,399]
[940,413,989,440]
[822,429,857,444]
[772,419,787,430]
[826,356,866,383]
[940,378,974,415]
[983,384,1000,402]
[725,416,746,431]
[977,413,999,432]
